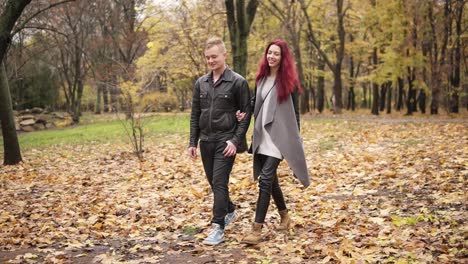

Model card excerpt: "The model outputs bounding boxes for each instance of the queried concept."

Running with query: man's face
[204,45,226,72]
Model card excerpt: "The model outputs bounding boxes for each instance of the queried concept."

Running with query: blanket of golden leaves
[0,117,466,263]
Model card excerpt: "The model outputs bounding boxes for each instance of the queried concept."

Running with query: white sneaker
[203,223,225,245]
[224,211,236,227]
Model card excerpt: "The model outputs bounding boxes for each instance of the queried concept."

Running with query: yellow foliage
[140,92,178,112]
[120,81,139,97]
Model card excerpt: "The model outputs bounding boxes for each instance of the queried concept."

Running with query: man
[188,37,251,245]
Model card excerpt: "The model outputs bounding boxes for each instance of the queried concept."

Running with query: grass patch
[182,226,199,235]
[401,139,424,146]
[3,113,350,152]
[318,137,338,151]
[7,113,190,151]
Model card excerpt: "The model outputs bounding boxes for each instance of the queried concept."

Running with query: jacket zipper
[208,94,214,134]
[208,82,216,135]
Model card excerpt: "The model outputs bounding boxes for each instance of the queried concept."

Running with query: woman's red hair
[255,39,302,103]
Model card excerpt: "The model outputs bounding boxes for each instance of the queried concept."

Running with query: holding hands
[236,110,246,122]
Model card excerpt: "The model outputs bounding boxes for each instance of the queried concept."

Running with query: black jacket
[189,67,251,152]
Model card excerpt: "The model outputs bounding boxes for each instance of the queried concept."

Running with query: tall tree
[90,0,114,114]
[44,1,96,123]
[371,48,379,115]
[406,18,418,115]
[385,82,392,113]
[449,0,464,113]
[426,0,451,114]
[396,77,404,111]
[101,0,148,112]
[0,0,32,165]
[263,0,309,113]
[300,0,347,114]
[346,33,363,111]
[225,0,259,77]
[0,63,22,165]
[138,1,225,110]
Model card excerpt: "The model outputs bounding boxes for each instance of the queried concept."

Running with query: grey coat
[251,84,310,187]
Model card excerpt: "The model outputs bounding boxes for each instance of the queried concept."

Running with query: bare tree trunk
[407,15,419,115]
[306,73,315,111]
[380,83,387,112]
[317,57,325,113]
[0,0,32,165]
[450,0,463,113]
[0,63,22,165]
[418,90,427,113]
[293,43,309,114]
[333,66,343,114]
[103,84,110,112]
[348,42,356,111]
[372,83,379,115]
[406,70,417,115]
[361,83,368,108]
[428,0,450,114]
[300,0,346,114]
[347,86,355,111]
[225,0,259,77]
[72,78,84,122]
[284,20,308,113]
[71,36,83,123]
[371,48,379,115]
[110,79,119,112]
[465,72,468,111]
[397,77,404,111]
[386,82,392,114]
[95,82,102,114]
[333,0,345,114]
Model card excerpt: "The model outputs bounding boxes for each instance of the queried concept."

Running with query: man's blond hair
[205,37,226,53]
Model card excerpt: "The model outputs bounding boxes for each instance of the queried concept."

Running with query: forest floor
[0,112,467,263]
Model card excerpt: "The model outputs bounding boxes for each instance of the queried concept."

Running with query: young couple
[188,37,310,246]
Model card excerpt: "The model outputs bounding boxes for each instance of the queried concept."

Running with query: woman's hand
[236,110,246,122]
[223,141,237,157]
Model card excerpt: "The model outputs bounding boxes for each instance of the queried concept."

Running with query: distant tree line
[0,0,466,164]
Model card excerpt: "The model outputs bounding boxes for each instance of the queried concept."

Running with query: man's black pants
[200,140,236,229]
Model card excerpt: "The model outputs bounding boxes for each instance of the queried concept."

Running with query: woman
[239,39,310,245]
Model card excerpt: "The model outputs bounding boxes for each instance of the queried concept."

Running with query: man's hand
[188,147,197,159]
[223,141,237,157]
[236,110,246,122]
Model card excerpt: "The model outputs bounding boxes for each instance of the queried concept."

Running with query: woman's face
[266,44,281,70]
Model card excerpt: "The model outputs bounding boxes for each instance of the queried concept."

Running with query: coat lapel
[253,80,266,117]
[254,79,276,119]
[263,86,277,126]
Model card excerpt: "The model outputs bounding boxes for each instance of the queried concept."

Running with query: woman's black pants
[255,154,287,223]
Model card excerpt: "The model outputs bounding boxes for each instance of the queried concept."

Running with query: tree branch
[236,0,246,37]
[263,1,286,22]
[246,0,259,33]
[224,0,237,49]
[298,0,334,72]
[12,0,76,36]
[20,25,68,37]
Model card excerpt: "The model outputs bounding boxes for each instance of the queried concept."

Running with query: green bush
[11,62,60,110]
